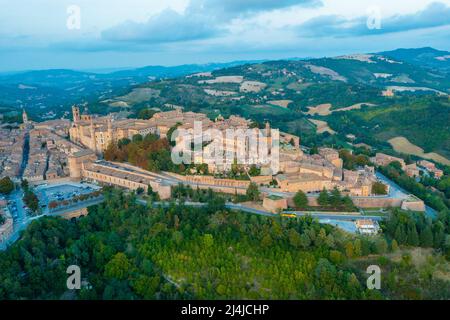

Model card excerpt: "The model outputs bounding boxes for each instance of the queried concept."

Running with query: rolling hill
[0,61,258,120]
[1,48,449,163]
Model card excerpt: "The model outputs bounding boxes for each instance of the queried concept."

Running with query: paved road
[1,170,416,250]
[0,189,29,250]
[18,131,30,178]
[138,199,382,221]
[376,172,437,218]
[158,170,437,218]
[1,191,104,251]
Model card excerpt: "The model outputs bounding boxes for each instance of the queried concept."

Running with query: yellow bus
[281,213,297,218]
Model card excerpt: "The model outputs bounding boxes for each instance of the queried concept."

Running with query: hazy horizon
[2,0,450,71]
[1,46,449,74]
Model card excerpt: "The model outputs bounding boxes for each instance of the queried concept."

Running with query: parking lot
[35,182,101,212]
[4,191,26,219]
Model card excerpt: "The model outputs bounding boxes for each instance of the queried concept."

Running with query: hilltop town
[2,103,442,246]
[1,101,449,301]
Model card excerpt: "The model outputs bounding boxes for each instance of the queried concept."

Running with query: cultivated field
[305,102,375,116]
[387,86,447,96]
[106,87,161,107]
[204,89,237,97]
[305,103,332,116]
[305,64,347,82]
[334,102,376,112]
[267,100,293,108]
[199,76,244,84]
[240,81,267,93]
[388,136,450,166]
[309,119,336,135]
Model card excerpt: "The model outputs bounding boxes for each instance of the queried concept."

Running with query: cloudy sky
[1,0,450,71]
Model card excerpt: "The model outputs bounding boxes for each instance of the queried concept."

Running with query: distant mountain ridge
[380,47,450,71]
[1,47,449,120]
[0,60,262,118]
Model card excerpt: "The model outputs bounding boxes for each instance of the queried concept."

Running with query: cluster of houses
[0,126,26,181]
[371,153,444,179]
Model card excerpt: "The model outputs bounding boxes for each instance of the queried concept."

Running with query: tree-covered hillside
[326,96,450,159]
[0,188,449,300]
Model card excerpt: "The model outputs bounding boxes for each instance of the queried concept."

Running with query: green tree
[420,226,434,247]
[293,190,308,209]
[391,239,399,252]
[132,134,143,143]
[329,187,342,208]
[394,225,407,244]
[167,123,182,146]
[105,253,132,280]
[203,234,214,248]
[137,109,156,120]
[299,233,311,249]
[21,179,29,190]
[389,161,404,172]
[354,239,362,257]
[261,234,272,248]
[288,229,302,248]
[329,250,345,264]
[317,189,329,206]
[23,190,39,212]
[345,242,354,258]
[246,183,260,201]
[0,177,14,195]
[375,238,388,254]
[118,138,131,147]
[407,225,420,247]
[248,165,261,177]
[371,182,387,195]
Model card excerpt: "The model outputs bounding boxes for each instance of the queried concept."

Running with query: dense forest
[0,187,449,300]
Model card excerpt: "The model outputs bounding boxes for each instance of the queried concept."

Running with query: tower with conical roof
[22,109,29,124]
[72,105,80,123]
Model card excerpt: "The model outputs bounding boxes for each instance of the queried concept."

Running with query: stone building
[68,149,98,178]
[69,106,159,154]
[80,161,171,200]
[263,195,288,213]
[371,153,406,170]
[418,160,444,179]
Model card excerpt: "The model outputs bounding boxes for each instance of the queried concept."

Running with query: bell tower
[22,109,29,124]
[72,105,80,123]
[265,121,271,137]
